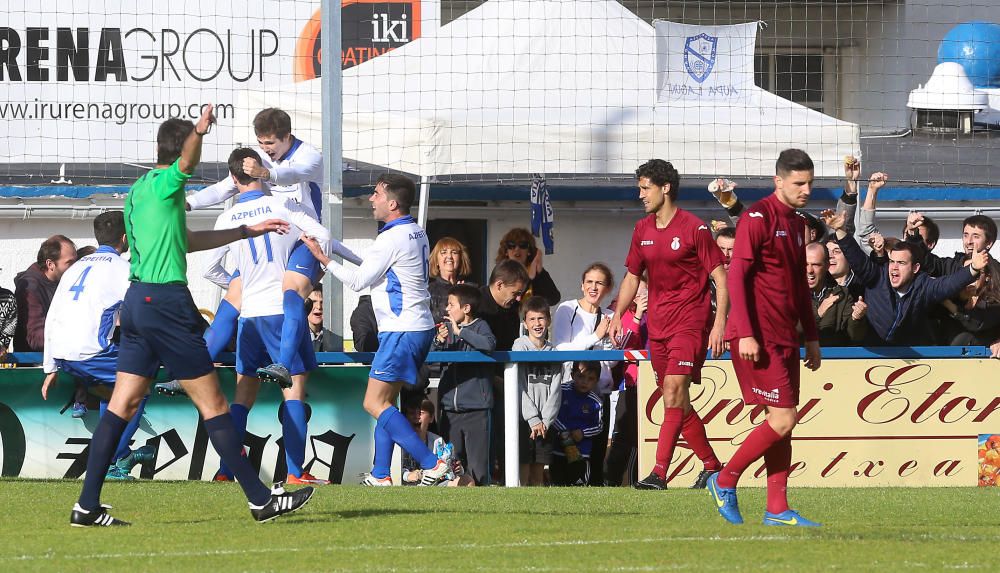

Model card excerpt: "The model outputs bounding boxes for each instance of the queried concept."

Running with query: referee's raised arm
[178,103,216,174]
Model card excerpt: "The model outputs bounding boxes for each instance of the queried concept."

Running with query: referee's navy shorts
[117,282,215,380]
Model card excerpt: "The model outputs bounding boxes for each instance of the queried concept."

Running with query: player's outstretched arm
[186,219,290,253]
[186,178,238,211]
[178,104,216,175]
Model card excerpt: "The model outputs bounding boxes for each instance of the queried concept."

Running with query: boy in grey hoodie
[434,284,497,485]
[513,295,563,486]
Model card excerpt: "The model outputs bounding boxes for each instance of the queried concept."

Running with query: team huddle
[45,103,847,528]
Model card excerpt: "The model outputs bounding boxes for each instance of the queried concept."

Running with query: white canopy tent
[242,0,859,180]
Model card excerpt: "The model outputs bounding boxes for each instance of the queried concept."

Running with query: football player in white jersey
[171,109,324,396]
[302,174,451,486]
[41,211,155,480]
[203,147,338,485]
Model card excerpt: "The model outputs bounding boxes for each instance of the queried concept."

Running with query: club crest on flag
[683,33,718,83]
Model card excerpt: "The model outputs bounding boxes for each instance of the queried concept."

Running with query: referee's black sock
[78,411,128,511]
[204,413,272,506]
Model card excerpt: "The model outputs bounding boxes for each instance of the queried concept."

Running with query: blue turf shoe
[116,445,156,473]
[105,464,136,481]
[71,402,88,418]
[707,472,743,525]
[762,509,822,527]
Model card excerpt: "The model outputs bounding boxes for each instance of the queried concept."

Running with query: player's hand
[595,316,611,341]
[819,209,846,232]
[246,219,289,237]
[804,340,822,371]
[570,429,583,443]
[242,157,269,180]
[41,372,57,400]
[195,103,216,136]
[707,324,725,358]
[868,172,889,194]
[816,293,840,318]
[971,249,990,272]
[608,314,624,346]
[300,234,332,266]
[737,337,760,362]
[851,296,868,321]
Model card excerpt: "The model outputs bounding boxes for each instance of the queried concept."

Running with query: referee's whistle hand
[247,219,290,237]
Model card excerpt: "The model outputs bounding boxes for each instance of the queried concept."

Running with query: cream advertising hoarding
[638,358,1000,487]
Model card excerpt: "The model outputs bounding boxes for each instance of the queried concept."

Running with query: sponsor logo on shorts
[372,369,388,375]
[776,230,787,237]
[677,360,694,367]
[752,387,780,402]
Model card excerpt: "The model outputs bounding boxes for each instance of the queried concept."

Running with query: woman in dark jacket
[428,237,475,321]
[941,262,1000,345]
[495,228,560,306]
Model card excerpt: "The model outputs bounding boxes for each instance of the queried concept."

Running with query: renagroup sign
[0,0,438,164]
[639,359,1000,487]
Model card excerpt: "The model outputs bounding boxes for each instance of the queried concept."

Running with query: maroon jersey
[725,193,818,347]
[624,209,724,340]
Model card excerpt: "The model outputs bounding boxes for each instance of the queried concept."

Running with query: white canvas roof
[243,0,858,178]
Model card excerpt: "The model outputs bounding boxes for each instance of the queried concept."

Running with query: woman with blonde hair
[429,236,475,320]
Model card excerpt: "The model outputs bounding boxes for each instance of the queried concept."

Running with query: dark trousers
[587,393,612,486]
[550,455,591,486]
[605,386,638,486]
[440,409,492,485]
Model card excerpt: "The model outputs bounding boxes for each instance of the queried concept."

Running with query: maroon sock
[681,409,722,472]
[765,434,793,514]
[651,408,685,479]
[717,421,783,489]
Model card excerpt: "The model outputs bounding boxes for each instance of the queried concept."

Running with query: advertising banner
[638,358,1000,487]
[0,0,437,164]
[0,366,375,483]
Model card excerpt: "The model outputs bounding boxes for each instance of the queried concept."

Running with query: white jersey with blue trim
[321,216,434,332]
[186,138,324,221]
[42,246,130,373]
[209,191,330,318]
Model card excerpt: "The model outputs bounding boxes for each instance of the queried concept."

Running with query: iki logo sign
[683,33,717,83]
[295,0,422,81]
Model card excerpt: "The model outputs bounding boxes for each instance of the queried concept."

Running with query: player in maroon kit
[609,159,728,491]
[707,149,822,527]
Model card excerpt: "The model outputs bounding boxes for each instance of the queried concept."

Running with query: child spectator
[401,400,474,487]
[434,284,497,485]
[513,296,563,486]
[550,361,603,486]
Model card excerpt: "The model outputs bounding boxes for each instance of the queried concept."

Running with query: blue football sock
[99,399,108,418]
[204,299,239,361]
[282,400,308,478]
[279,290,306,368]
[372,410,396,479]
[204,413,271,506]
[78,411,128,511]
[381,406,438,470]
[218,403,249,479]
[112,395,148,464]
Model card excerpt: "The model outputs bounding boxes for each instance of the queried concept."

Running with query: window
[754,53,827,112]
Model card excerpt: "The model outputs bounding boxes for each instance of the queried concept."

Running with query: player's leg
[636,339,682,490]
[218,315,266,480]
[282,373,328,484]
[205,275,242,359]
[681,331,723,489]
[258,243,315,387]
[216,373,260,480]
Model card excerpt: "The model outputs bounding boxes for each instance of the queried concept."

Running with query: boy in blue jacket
[551,361,603,486]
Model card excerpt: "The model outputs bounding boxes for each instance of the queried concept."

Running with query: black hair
[964,214,998,247]
[93,211,126,248]
[156,118,194,166]
[572,361,602,378]
[775,149,814,176]
[36,235,73,267]
[488,259,530,287]
[520,295,551,321]
[635,159,680,201]
[890,241,924,266]
[376,173,417,214]
[228,147,264,185]
[448,283,482,317]
[715,227,736,240]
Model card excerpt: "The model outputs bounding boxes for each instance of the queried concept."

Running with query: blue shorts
[287,241,320,280]
[370,329,434,385]
[235,314,318,377]
[117,283,214,380]
[56,346,119,386]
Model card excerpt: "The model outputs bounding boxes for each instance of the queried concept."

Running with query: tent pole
[418,175,431,229]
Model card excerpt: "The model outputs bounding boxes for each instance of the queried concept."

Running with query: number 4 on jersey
[69,266,93,300]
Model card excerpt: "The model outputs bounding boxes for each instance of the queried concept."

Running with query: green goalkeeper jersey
[124,160,191,285]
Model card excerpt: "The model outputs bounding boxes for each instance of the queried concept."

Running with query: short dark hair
[156,118,194,166]
[890,241,923,266]
[228,147,263,185]
[775,149,814,176]
[36,235,73,267]
[94,211,126,247]
[635,159,680,201]
[572,361,602,378]
[489,259,530,287]
[76,246,97,259]
[921,215,940,247]
[252,108,292,139]
[715,227,736,240]
[376,173,416,214]
[964,214,998,246]
[448,283,482,317]
[520,295,551,321]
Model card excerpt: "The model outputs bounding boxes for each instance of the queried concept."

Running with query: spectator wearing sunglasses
[495,228,561,306]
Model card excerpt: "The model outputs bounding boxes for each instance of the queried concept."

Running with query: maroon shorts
[649,330,707,385]
[730,338,800,407]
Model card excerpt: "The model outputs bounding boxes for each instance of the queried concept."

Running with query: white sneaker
[419,460,450,486]
[361,473,393,487]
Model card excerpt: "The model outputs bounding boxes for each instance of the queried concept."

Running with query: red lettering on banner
[821,451,848,477]
[752,461,767,479]
[667,452,696,483]
[854,460,884,477]
[699,399,737,425]
[857,364,931,424]
[933,459,962,477]
[939,396,979,423]
[910,381,954,423]
[898,460,919,477]
[789,461,807,478]
[973,397,1000,423]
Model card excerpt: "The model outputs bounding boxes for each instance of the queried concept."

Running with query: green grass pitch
[1,480,997,572]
